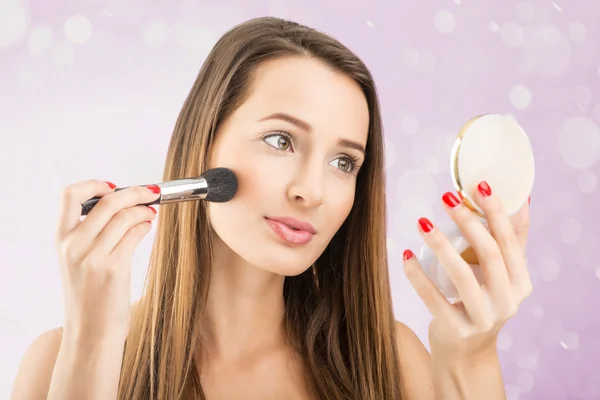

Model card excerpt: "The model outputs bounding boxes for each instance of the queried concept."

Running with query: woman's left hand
[403,180,532,360]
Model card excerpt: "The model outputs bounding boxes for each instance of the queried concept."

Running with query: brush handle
[80,186,161,216]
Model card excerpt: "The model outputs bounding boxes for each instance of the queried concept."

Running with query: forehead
[238,56,370,144]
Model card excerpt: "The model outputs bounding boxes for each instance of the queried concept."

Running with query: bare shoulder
[394,320,435,400]
[11,326,64,399]
[11,301,141,400]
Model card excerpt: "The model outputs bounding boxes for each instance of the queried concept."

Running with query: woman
[12,17,532,399]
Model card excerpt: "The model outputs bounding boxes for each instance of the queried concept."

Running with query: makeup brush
[80,167,238,216]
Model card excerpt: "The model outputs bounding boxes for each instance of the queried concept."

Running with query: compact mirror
[418,114,535,297]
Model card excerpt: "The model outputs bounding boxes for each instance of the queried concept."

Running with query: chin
[210,213,329,277]
[216,228,325,277]
[237,240,323,277]
[260,250,320,276]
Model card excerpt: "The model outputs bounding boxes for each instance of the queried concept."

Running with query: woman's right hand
[54,179,160,343]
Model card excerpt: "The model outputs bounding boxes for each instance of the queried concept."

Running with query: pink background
[1,0,599,398]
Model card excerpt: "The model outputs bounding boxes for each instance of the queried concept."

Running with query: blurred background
[1,0,599,398]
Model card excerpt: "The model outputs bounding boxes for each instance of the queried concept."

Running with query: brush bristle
[202,167,238,203]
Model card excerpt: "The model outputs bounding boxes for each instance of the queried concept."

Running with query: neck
[201,236,287,362]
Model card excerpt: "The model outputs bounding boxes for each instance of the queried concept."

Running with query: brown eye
[264,133,293,151]
[338,158,350,172]
[329,157,355,174]
[277,136,290,150]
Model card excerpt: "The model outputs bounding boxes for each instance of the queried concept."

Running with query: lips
[265,217,316,245]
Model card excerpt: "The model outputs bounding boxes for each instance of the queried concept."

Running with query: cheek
[208,147,289,226]
[212,136,288,193]
[323,179,356,230]
[234,151,290,206]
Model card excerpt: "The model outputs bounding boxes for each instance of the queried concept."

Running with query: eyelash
[262,131,361,176]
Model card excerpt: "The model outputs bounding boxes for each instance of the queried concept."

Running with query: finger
[508,196,531,254]
[470,182,530,288]
[508,198,532,299]
[416,217,489,323]
[402,249,454,319]
[71,185,160,258]
[441,191,511,296]
[110,220,153,264]
[56,180,117,241]
[89,205,157,255]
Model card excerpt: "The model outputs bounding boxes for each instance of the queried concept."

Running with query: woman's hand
[403,180,532,360]
[55,180,160,342]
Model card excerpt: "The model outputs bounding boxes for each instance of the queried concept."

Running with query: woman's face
[207,55,370,276]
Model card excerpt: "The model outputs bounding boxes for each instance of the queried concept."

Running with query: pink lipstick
[265,217,316,245]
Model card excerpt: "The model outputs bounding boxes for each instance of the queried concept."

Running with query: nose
[287,162,324,207]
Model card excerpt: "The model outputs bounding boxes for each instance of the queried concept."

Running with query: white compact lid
[451,114,535,216]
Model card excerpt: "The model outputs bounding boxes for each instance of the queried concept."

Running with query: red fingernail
[146,220,152,224]
[105,181,116,189]
[418,217,434,233]
[148,206,157,214]
[442,192,461,208]
[528,196,531,205]
[403,249,414,261]
[478,181,492,197]
[146,184,161,194]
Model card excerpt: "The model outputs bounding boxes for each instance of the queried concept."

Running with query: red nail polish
[418,217,434,233]
[528,196,531,205]
[148,206,157,214]
[478,181,492,197]
[403,249,414,261]
[105,181,116,189]
[146,184,161,194]
[442,192,461,208]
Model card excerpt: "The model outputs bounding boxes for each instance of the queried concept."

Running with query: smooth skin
[11,56,531,400]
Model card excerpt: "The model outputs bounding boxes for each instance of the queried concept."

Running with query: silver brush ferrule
[156,177,208,204]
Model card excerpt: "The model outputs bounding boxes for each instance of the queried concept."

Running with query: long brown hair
[118,16,404,400]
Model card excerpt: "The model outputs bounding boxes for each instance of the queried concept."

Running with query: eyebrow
[258,112,366,156]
